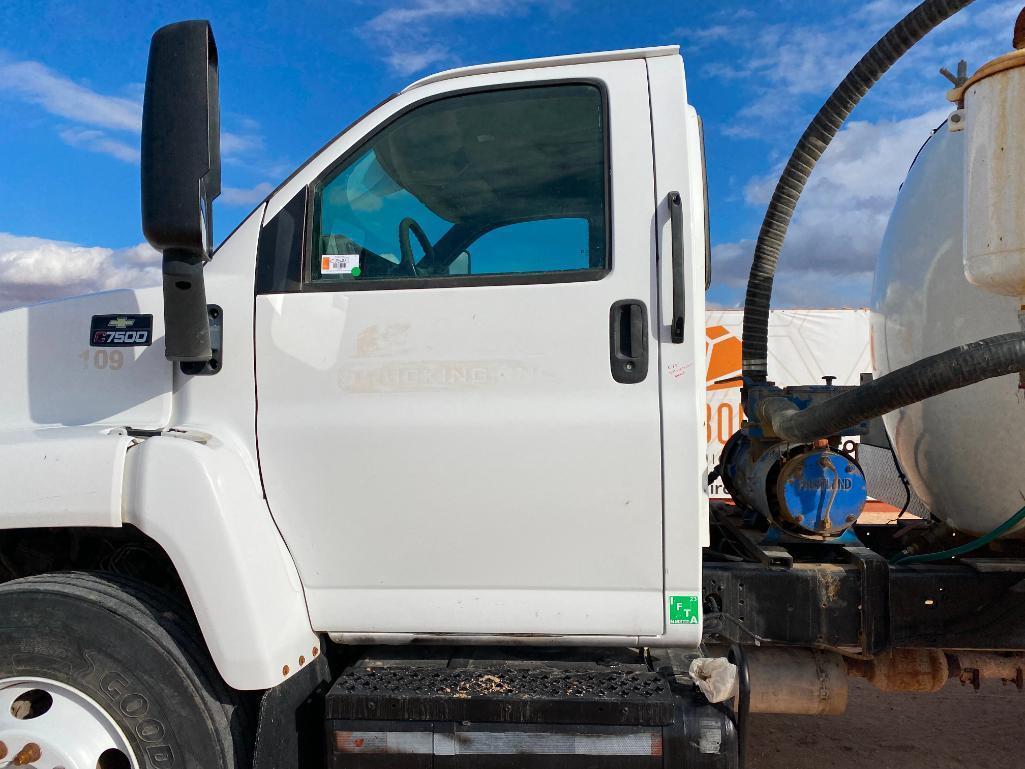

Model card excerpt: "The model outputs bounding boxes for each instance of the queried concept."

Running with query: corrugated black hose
[741,0,976,387]
[759,332,1025,443]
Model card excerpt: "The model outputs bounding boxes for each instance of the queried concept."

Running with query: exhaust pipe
[696,647,1024,715]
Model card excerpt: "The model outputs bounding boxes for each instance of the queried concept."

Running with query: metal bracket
[843,546,890,655]
[712,504,793,568]
[940,59,969,87]
[179,304,223,376]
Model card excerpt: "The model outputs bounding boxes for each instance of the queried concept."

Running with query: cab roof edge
[401,45,681,93]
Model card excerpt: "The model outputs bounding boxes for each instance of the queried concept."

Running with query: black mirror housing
[141,20,220,362]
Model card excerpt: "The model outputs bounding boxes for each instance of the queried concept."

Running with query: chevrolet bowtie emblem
[107,317,136,329]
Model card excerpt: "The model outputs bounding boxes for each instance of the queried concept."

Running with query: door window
[310,84,607,286]
[462,217,590,275]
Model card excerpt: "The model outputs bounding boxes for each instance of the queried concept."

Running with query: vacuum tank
[871,100,1025,537]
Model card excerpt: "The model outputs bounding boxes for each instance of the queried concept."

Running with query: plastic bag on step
[688,657,738,703]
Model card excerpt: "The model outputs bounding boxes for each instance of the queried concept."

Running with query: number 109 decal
[90,314,154,347]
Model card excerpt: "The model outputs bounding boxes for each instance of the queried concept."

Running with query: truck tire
[0,571,249,769]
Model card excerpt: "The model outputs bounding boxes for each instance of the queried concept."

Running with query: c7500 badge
[90,314,153,347]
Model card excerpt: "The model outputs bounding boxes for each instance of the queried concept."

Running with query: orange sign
[706,325,742,391]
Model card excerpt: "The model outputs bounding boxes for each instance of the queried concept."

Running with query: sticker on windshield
[322,254,360,276]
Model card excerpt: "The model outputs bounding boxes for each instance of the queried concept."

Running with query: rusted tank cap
[948,48,1025,103]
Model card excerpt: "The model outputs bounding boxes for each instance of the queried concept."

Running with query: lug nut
[13,742,41,765]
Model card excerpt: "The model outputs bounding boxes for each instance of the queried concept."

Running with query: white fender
[0,427,130,528]
[122,433,320,691]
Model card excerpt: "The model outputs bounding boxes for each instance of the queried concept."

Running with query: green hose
[891,505,1025,565]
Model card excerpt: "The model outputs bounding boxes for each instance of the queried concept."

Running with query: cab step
[325,647,737,768]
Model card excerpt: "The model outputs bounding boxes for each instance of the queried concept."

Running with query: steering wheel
[398,217,434,277]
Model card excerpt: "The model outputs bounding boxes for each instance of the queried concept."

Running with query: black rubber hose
[760,332,1025,443]
[741,0,975,387]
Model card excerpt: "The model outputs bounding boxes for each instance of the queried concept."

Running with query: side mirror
[141,20,220,362]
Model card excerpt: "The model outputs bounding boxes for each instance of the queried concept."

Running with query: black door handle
[610,299,648,384]
[668,190,686,343]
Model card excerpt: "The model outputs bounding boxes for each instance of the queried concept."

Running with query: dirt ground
[749,678,1025,769]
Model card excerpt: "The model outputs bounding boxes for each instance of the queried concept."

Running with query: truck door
[255,55,665,637]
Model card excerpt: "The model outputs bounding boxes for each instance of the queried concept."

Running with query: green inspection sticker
[669,595,700,625]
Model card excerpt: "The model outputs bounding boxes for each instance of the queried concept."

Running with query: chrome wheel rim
[0,676,139,768]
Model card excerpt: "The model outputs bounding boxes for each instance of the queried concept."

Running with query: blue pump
[719,387,868,542]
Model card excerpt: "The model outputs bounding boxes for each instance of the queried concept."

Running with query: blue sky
[0,0,1019,308]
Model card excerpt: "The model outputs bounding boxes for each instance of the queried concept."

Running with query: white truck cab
[0,41,710,691]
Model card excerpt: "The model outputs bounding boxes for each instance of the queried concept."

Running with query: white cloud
[856,0,914,23]
[363,0,523,34]
[674,24,734,50]
[359,0,562,76]
[713,108,948,306]
[221,131,265,158]
[708,2,1023,307]
[713,24,869,138]
[0,232,160,310]
[0,52,266,169]
[773,268,874,308]
[709,1,1020,139]
[220,182,275,206]
[383,46,453,78]
[711,234,874,308]
[0,56,142,132]
[58,127,139,163]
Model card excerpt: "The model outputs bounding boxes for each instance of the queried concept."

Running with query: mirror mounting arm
[141,20,220,363]
[162,247,212,362]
